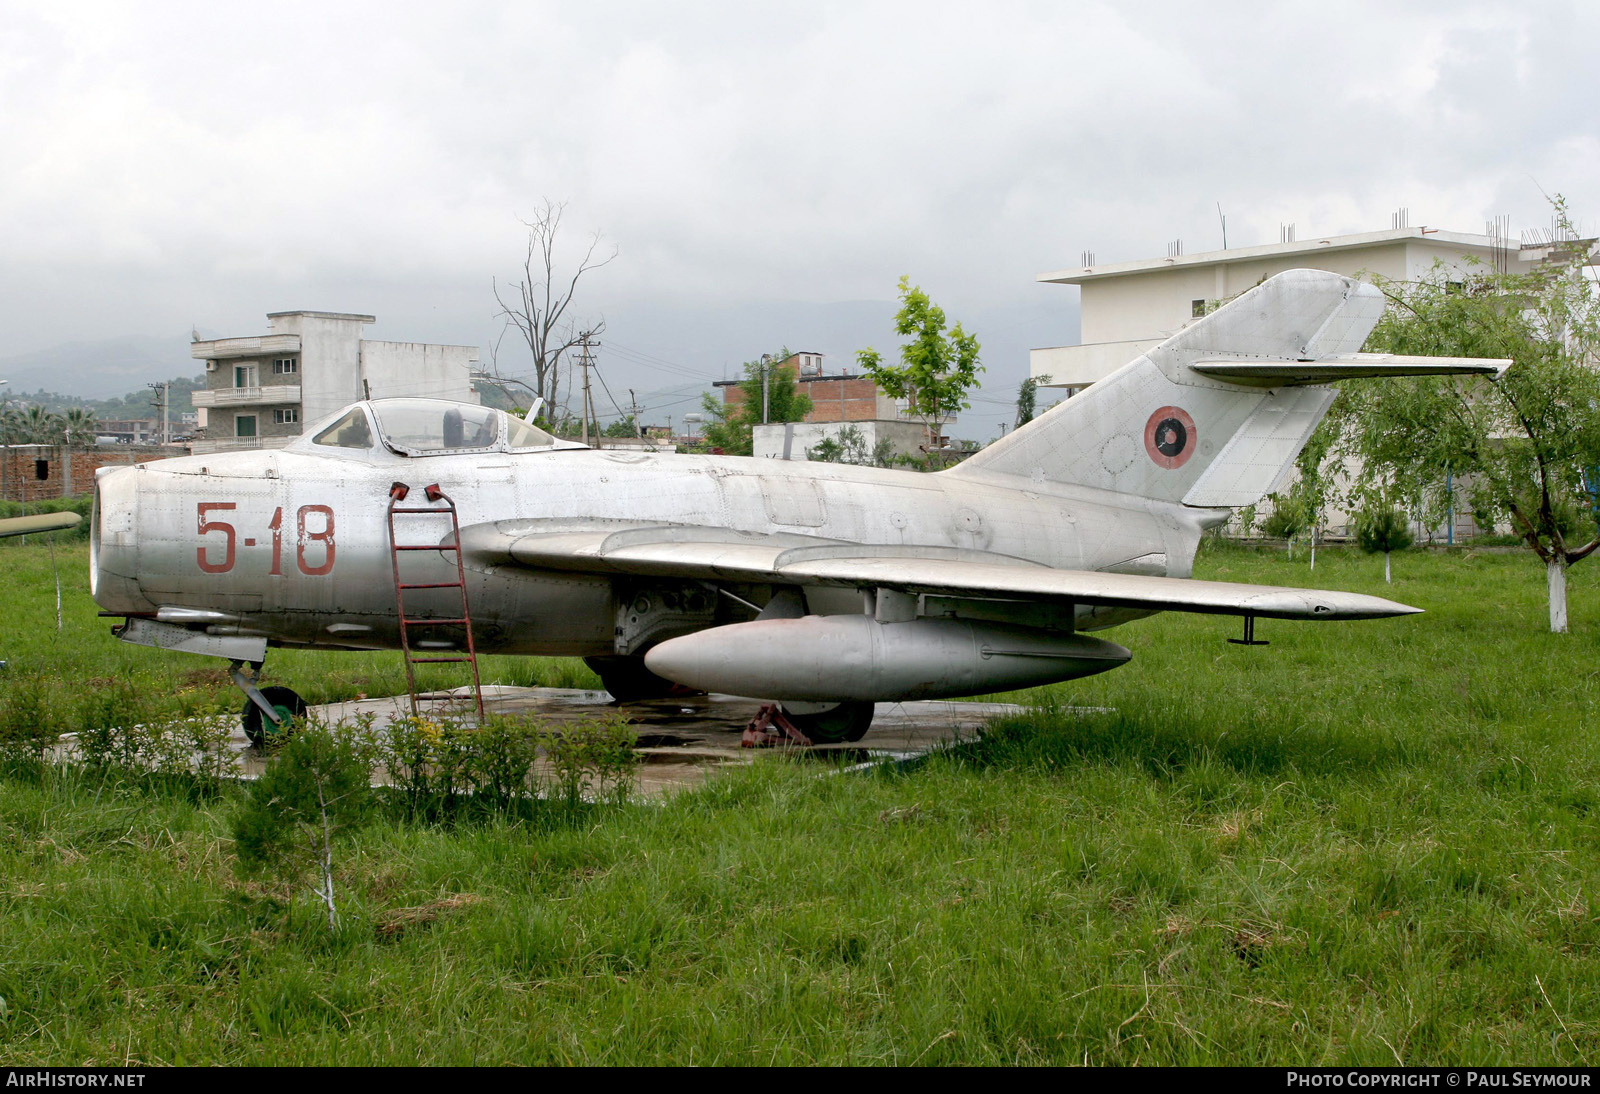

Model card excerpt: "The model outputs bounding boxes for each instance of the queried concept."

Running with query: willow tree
[1340,200,1600,632]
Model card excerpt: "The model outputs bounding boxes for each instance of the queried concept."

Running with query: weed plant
[378,710,636,823]
[2,539,1600,1063]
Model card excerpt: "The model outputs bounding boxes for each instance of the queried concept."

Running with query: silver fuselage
[91,438,1210,655]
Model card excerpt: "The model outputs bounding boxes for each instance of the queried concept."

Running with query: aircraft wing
[460,521,1418,621]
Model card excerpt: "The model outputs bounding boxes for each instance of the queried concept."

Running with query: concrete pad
[303,686,1030,796]
[82,686,1068,795]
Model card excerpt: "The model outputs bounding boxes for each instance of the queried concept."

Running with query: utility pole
[760,354,771,424]
[577,331,599,446]
[627,389,644,439]
[147,381,170,445]
[0,379,9,508]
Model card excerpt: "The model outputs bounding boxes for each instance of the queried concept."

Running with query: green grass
[2,537,1599,1064]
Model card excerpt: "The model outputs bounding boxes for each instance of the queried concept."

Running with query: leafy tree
[1260,488,1312,555]
[807,424,896,467]
[1267,415,1344,572]
[857,277,983,461]
[19,406,62,444]
[699,350,813,456]
[1337,197,1600,632]
[1015,374,1050,429]
[1353,494,1414,584]
[602,415,639,439]
[233,721,375,929]
[61,407,97,441]
[0,406,24,445]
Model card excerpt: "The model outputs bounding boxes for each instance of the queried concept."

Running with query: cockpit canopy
[311,399,568,457]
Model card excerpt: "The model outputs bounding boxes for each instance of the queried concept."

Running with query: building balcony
[191,386,301,408]
[191,334,301,361]
[1030,339,1161,389]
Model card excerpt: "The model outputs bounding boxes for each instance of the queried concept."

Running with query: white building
[191,311,479,448]
[1031,226,1556,392]
[1029,221,1596,540]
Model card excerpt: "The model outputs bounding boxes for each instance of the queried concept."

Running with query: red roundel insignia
[1144,406,1196,469]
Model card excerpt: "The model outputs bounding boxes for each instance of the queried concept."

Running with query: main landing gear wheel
[778,700,875,744]
[584,656,700,702]
[242,686,307,749]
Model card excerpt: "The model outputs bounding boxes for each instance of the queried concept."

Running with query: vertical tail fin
[949,269,1384,507]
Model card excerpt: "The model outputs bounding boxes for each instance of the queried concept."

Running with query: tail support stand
[388,481,486,721]
[1228,614,1269,646]
[742,703,814,748]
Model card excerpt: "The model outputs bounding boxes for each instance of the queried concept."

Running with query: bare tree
[492,201,616,420]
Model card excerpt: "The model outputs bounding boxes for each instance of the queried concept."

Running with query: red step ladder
[386,481,485,720]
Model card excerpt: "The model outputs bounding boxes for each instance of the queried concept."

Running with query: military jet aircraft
[89,270,1506,744]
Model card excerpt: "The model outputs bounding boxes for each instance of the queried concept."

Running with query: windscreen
[503,414,556,449]
[312,407,375,449]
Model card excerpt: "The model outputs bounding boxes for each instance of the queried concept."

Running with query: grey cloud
[0,0,1594,440]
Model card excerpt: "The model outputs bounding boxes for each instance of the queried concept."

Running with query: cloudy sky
[3,0,1596,437]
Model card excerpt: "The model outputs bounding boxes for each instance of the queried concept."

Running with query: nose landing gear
[229,660,307,749]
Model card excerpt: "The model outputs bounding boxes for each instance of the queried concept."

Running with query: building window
[1191,299,1207,318]
[236,414,258,439]
[34,459,49,481]
[273,358,298,375]
[234,364,258,389]
[274,408,299,425]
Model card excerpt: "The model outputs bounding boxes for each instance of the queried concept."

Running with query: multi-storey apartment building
[191,311,479,448]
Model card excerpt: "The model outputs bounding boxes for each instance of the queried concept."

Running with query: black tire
[779,700,875,744]
[584,656,687,702]
[242,686,307,749]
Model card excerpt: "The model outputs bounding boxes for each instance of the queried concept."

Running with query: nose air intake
[89,465,148,613]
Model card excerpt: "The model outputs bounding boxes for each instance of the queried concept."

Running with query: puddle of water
[72,688,1058,797]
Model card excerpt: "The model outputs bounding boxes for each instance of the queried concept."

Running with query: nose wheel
[781,700,874,743]
[241,686,307,749]
[744,700,875,746]
[229,659,307,749]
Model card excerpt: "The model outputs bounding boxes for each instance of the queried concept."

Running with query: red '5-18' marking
[196,503,336,576]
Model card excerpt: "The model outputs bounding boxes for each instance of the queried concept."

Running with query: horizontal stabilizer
[461,521,1422,622]
[1192,353,1511,387]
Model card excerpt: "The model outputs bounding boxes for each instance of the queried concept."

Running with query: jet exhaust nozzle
[643,614,1131,703]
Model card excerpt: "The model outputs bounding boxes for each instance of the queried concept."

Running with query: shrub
[233,717,376,928]
[1355,506,1414,556]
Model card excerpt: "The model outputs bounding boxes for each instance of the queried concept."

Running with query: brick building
[714,351,904,424]
[714,351,954,460]
[0,443,187,504]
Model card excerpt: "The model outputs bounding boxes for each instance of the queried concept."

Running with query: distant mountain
[0,335,199,401]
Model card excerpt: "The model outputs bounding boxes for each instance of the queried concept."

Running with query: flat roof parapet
[1036,227,1545,285]
[265,310,377,322]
